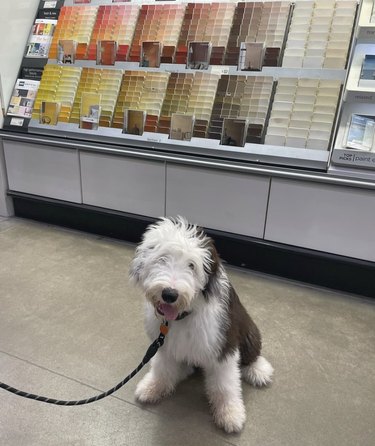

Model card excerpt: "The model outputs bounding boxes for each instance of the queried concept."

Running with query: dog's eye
[158,257,167,264]
[188,262,195,271]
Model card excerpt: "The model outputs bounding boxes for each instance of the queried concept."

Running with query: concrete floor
[0,217,374,446]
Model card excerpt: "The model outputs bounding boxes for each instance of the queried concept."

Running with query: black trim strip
[10,192,153,243]
[9,192,375,299]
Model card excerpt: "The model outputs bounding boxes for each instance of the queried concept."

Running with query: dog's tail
[241,356,274,387]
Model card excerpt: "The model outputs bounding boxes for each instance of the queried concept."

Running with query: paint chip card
[44,1,57,8]
[10,118,24,126]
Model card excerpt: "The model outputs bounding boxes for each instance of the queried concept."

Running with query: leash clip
[142,321,169,364]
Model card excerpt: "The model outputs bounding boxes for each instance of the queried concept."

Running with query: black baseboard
[10,193,375,299]
[11,193,154,243]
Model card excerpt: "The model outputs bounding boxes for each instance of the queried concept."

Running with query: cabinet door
[166,163,270,237]
[4,140,81,203]
[80,151,165,218]
[265,178,375,262]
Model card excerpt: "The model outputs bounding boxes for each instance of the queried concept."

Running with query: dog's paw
[242,356,274,387]
[212,401,246,433]
[135,373,173,404]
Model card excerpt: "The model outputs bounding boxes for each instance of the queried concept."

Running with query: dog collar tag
[160,323,169,336]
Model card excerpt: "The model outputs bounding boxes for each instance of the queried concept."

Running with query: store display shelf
[64,0,120,5]
[344,43,375,102]
[328,163,375,181]
[63,0,239,6]
[46,58,347,81]
[357,0,375,42]
[28,119,329,170]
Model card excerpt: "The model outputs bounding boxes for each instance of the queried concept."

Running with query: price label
[44,1,57,8]
[211,66,230,75]
[10,118,24,127]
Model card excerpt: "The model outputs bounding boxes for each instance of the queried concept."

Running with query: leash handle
[0,321,168,406]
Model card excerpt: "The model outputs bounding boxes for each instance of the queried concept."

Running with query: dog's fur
[130,217,273,433]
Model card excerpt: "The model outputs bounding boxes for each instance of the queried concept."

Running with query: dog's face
[130,217,219,320]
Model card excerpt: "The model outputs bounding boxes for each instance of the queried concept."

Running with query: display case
[1,0,361,170]
[1,0,375,297]
[331,0,375,171]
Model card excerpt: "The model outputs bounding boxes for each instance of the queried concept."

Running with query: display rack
[357,0,375,41]
[1,0,360,171]
[1,0,375,298]
[331,0,375,171]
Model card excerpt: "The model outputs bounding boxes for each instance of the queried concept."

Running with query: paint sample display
[142,72,170,131]
[265,77,342,150]
[359,55,375,87]
[225,1,291,67]
[96,40,117,65]
[8,79,40,119]
[238,42,266,71]
[221,118,248,146]
[40,101,61,125]
[70,67,122,127]
[112,71,170,132]
[32,65,82,122]
[49,6,98,60]
[26,18,57,58]
[15,0,352,156]
[346,114,375,151]
[186,42,212,70]
[80,91,101,130]
[58,39,78,64]
[158,72,195,134]
[186,72,220,137]
[177,2,236,65]
[140,41,162,68]
[283,0,357,69]
[88,4,139,61]
[129,4,186,63]
[112,71,147,128]
[123,109,146,135]
[209,75,274,144]
[170,114,195,141]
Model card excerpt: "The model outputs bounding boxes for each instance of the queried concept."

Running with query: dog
[130,217,273,433]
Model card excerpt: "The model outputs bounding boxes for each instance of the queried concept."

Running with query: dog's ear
[129,244,148,285]
[129,250,142,285]
[129,221,158,284]
[202,237,221,299]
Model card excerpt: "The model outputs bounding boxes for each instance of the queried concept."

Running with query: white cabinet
[4,140,81,203]
[265,178,375,262]
[166,163,270,237]
[80,151,165,218]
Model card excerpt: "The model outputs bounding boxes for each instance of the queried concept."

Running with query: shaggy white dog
[130,217,273,433]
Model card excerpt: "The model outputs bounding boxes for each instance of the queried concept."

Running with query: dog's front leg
[204,349,246,433]
[135,350,192,404]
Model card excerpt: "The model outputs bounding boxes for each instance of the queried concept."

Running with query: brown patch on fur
[220,285,262,366]
[202,237,220,298]
[198,230,261,364]
[207,238,220,274]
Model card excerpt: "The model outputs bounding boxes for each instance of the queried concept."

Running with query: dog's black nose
[161,288,178,303]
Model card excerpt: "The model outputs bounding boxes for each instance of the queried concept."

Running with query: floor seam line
[1,349,234,442]
[0,349,241,442]
[0,348,152,411]
[222,439,239,446]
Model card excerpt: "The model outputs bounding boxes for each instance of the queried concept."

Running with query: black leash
[0,322,168,406]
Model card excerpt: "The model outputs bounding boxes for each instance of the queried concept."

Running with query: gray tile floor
[0,217,374,446]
